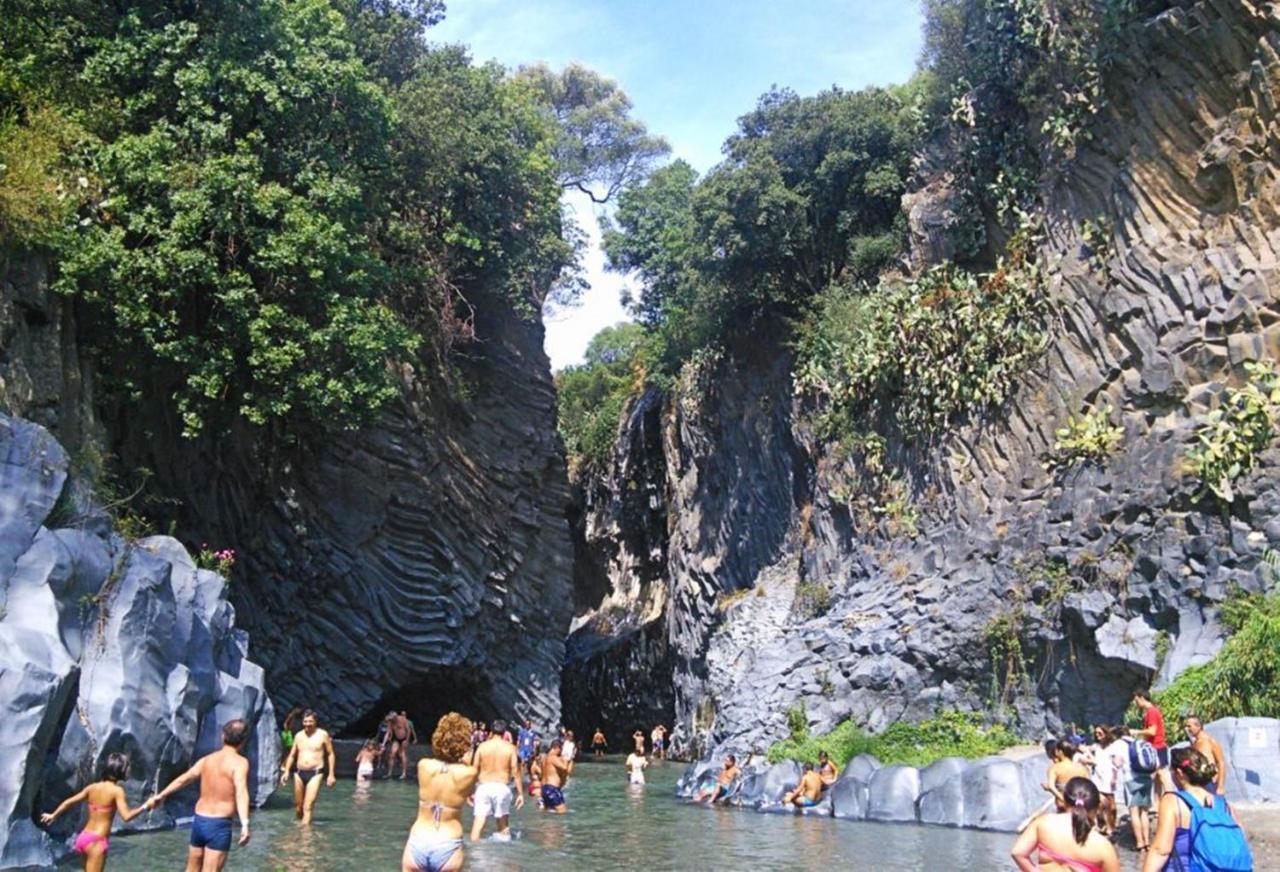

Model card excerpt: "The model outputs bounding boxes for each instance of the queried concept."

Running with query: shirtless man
[383,711,415,780]
[695,754,739,803]
[651,724,667,760]
[146,720,251,871]
[633,730,646,754]
[539,740,571,814]
[1185,715,1229,794]
[817,750,840,787]
[783,763,824,808]
[469,718,524,841]
[280,710,336,824]
[592,728,607,759]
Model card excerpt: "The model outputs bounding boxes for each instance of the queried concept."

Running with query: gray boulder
[0,414,278,867]
[829,773,871,820]
[1207,717,1280,801]
[844,753,881,782]
[867,764,920,822]
[962,756,1040,831]
[917,757,967,826]
[756,760,803,805]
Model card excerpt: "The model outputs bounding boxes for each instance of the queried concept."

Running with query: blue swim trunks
[190,814,233,852]
[795,797,817,807]
[541,785,565,809]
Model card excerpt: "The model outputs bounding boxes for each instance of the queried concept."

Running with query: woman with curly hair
[1143,747,1252,872]
[402,713,478,872]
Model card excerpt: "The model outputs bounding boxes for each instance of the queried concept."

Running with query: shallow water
[104,758,1026,870]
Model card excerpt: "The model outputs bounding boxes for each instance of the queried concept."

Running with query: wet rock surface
[0,414,278,868]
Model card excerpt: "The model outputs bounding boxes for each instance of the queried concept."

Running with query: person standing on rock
[280,710,337,824]
[650,725,667,760]
[40,753,149,872]
[469,719,523,842]
[1184,716,1228,795]
[539,740,572,814]
[146,720,253,871]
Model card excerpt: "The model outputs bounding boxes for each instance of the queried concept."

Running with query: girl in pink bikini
[40,753,148,871]
[1011,776,1121,872]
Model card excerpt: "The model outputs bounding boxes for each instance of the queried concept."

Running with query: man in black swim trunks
[147,720,252,870]
[539,740,571,814]
[280,710,336,824]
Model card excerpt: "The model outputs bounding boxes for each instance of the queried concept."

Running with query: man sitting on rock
[695,755,739,804]
[783,763,824,808]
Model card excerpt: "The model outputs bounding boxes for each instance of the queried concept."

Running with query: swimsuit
[358,762,375,779]
[474,782,513,818]
[795,797,817,807]
[190,813,233,852]
[73,830,109,855]
[1034,844,1102,872]
[540,784,565,809]
[296,766,326,786]
[406,834,462,872]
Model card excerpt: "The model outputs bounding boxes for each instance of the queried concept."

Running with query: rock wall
[112,294,576,736]
[565,0,1280,759]
[0,414,278,869]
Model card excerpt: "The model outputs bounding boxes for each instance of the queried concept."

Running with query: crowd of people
[37,691,1257,872]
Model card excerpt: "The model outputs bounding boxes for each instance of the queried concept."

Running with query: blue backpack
[1174,789,1253,872]
[1129,738,1159,773]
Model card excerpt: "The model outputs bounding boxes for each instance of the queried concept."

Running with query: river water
[109,757,1024,870]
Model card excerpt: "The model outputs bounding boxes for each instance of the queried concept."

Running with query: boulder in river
[829,772,871,821]
[1207,717,1280,801]
[866,764,920,823]
[917,757,967,826]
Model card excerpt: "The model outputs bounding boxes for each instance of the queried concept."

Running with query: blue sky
[431,0,926,368]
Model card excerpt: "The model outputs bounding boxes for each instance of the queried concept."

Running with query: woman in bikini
[40,753,148,871]
[1143,747,1249,872]
[1011,776,1121,872]
[402,712,478,872]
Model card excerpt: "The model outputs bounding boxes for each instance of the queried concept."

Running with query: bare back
[1050,760,1091,787]
[799,771,823,801]
[195,748,248,819]
[474,737,518,784]
[412,759,477,840]
[82,782,127,837]
[1031,813,1119,872]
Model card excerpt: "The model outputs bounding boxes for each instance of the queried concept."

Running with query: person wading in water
[384,711,416,780]
[1011,776,1120,872]
[402,713,477,872]
[469,719,523,842]
[147,720,253,871]
[40,753,148,871]
[280,709,337,824]
[539,740,571,814]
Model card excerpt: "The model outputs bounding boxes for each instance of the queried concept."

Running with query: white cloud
[542,190,635,371]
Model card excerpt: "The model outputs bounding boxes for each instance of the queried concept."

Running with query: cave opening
[341,672,491,740]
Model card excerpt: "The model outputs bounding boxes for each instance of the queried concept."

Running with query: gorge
[4,0,1280,867]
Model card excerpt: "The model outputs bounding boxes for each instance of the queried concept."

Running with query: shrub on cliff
[768,710,1018,768]
[555,322,655,471]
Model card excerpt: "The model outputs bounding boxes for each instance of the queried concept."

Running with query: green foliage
[554,322,655,470]
[786,704,808,742]
[1080,215,1114,270]
[793,582,832,620]
[515,62,670,204]
[795,228,1049,441]
[1044,403,1124,471]
[1154,583,1280,721]
[0,105,92,247]
[1186,361,1280,503]
[768,711,1018,768]
[985,604,1030,706]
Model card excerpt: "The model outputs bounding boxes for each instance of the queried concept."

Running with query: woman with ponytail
[1012,776,1121,872]
[1143,747,1252,872]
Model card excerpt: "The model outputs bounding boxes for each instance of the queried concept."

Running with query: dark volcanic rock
[0,414,277,868]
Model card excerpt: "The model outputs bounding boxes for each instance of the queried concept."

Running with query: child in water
[355,740,380,781]
[40,753,149,871]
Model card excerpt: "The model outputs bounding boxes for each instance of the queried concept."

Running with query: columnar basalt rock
[568,0,1280,769]
[0,414,278,868]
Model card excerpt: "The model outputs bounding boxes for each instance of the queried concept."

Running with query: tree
[516,62,669,204]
